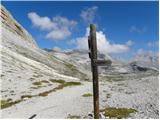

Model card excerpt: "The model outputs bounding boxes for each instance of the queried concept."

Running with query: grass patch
[41,80,49,83]
[64,81,81,87]
[32,81,42,86]
[50,79,65,84]
[38,81,81,97]
[67,114,81,119]
[101,107,137,119]
[21,95,33,99]
[0,99,22,109]
[82,93,93,97]
[38,91,53,97]
[106,93,111,99]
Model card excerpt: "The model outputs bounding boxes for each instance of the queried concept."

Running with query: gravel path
[1,82,93,118]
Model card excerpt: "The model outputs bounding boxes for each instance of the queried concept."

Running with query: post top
[90,24,96,30]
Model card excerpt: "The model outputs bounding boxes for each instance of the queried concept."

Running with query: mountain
[1,5,88,80]
[1,5,158,119]
[129,51,159,72]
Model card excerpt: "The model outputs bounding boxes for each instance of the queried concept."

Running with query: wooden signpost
[88,24,112,119]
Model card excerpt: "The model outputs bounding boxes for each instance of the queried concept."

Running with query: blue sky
[2,1,159,60]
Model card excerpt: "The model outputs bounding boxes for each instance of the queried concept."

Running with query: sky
[2,1,159,60]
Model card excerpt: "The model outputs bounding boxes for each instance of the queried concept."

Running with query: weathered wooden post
[88,24,112,119]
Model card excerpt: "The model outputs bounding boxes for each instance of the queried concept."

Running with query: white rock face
[0,5,159,119]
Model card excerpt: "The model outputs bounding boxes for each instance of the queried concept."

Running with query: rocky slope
[1,5,87,114]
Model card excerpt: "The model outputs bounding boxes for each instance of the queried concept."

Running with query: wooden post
[89,24,99,119]
[88,24,112,119]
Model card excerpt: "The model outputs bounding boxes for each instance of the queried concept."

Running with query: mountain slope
[1,5,159,119]
[1,5,89,109]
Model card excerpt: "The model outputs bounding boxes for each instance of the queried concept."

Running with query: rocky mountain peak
[1,5,37,48]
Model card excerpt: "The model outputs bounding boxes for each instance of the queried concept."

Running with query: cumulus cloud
[129,25,147,34]
[80,6,98,24]
[28,12,54,30]
[76,28,129,55]
[28,12,77,40]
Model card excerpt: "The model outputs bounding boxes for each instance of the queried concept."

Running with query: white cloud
[80,6,98,24]
[129,25,147,34]
[46,28,71,40]
[147,41,158,47]
[136,48,158,60]
[28,12,54,30]
[76,28,129,55]
[126,40,134,46]
[52,16,77,29]
[28,12,77,40]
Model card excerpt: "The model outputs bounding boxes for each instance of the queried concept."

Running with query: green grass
[32,81,42,86]
[82,93,93,97]
[50,79,65,84]
[41,80,49,83]
[101,107,137,119]
[21,95,33,99]
[67,114,81,119]
[38,80,81,97]
[64,81,81,87]
[0,99,22,109]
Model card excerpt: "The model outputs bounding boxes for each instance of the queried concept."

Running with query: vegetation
[101,107,137,119]
[1,79,82,108]
[21,95,33,99]
[0,99,22,109]
[82,93,93,97]
[67,114,81,119]
[38,80,81,97]
[64,81,81,87]
[106,93,111,99]
[50,79,65,84]
[41,80,49,83]
[32,81,42,86]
